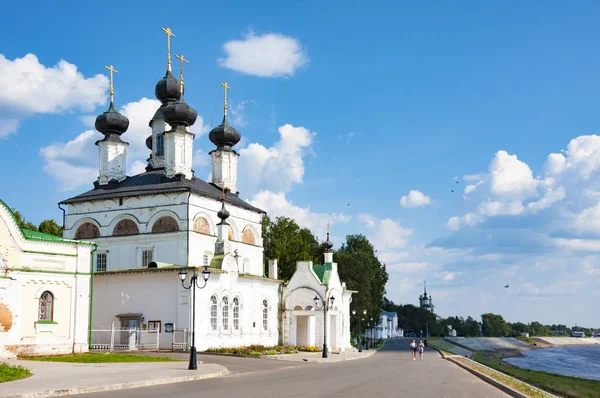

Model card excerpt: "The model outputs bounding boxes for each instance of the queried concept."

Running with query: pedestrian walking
[410,339,417,361]
[418,340,425,361]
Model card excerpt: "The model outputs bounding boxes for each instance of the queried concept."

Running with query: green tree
[262,215,321,280]
[38,219,62,237]
[464,316,481,337]
[481,313,510,337]
[336,235,389,338]
[11,209,38,231]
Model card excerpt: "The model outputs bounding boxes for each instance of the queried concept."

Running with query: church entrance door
[330,314,338,350]
[296,315,310,347]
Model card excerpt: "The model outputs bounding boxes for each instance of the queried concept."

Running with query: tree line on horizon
[383,298,598,337]
[11,209,62,237]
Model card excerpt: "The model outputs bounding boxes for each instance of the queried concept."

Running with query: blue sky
[1,0,600,327]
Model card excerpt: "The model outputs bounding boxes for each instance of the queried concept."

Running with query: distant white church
[59,35,353,353]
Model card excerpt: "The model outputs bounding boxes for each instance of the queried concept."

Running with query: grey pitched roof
[60,169,265,214]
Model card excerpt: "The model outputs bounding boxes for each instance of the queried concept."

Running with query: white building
[281,235,355,352]
[0,199,92,358]
[59,54,280,350]
[373,310,402,339]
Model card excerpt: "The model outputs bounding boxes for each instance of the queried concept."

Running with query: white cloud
[239,124,315,194]
[218,31,308,78]
[489,150,538,200]
[400,190,432,208]
[357,214,413,250]
[193,149,210,169]
[249,190,351,241]
[0,53,107,137]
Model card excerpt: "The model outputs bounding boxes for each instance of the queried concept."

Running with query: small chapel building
[59,38,280,350]
[281,235,354,352]
[0,199,93,358]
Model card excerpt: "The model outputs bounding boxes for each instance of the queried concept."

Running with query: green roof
[312,263,333,285]
[209,254,226,270]
[0,199,94,246]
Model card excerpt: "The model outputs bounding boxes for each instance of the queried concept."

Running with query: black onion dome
[95,102,129,137]
[209,116,241,150]
[322,233,334,252]
[163,99,197,127]
[155,70,181,104]
[217,201,230,224]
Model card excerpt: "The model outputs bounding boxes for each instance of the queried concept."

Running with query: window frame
[233,297,240,331]
[262,299,268,331]
[141,249,153,268]
[96,252,108,272]
[210,295,218,331]
[222,296,229,331]
[38,291,54,321]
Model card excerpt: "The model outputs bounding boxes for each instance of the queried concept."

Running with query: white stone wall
[0,202,92,358]
[210,150,239,193]
[92,266,279,351]
[98,140,128,185]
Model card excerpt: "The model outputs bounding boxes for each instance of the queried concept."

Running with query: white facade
[0,199,92,358]
[97,140,128,185]
[211,149,239,194]
[164,127,194,179]
[374,310,402,339]
[281,255,354,352]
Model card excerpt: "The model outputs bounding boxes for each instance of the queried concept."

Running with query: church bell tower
[95,65,129,185]
[209,82,241,193]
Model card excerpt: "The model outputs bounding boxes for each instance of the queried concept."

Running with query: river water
[504,346,600,381]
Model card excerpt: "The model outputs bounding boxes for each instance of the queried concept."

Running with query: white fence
[91,323,160,352]
[172,328,188,351]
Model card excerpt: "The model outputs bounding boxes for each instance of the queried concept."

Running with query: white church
[57,30,354,353]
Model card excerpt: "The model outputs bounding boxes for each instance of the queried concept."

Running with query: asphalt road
[81,339,509,398]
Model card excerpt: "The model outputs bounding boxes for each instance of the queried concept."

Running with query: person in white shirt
[410,339,417,361]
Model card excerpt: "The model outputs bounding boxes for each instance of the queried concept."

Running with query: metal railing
[90,323,160,352]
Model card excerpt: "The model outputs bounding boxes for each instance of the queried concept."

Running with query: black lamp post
[370,317,374,348]
[352,309,360,352]
[314,294,335,358]
[178,266,211,370]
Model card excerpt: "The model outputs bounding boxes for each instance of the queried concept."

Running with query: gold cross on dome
[326,221,331,234]
[220,81,231,116]
[175,54,188,91]
[161,27,176,71]
[104,65,118,103]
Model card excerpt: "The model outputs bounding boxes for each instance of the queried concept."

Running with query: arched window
[242,228,256,245]
[210,295,217,331]
[222,297,229,331]
[38,291,54,321]
[233,297,240,331]
[151,216,179,233]
[228,226,234,241]
[156,134,164,157]
[113,219,139,236]
[193,217,211,235]
[262,299,268,331]
[75,222,100,240]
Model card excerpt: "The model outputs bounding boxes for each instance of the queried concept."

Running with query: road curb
[1,368,229,398]
[446,357,558,398]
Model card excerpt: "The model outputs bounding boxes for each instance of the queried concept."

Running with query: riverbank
[476,351,600,398]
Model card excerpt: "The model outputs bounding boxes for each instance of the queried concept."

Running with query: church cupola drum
[162,53,196,179]
[95,65,130,185]
[209,82,241,193]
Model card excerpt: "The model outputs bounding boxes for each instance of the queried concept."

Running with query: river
[504,345,600,381]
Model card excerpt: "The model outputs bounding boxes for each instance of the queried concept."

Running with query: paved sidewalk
[263,348,376,363]
[1,360,228,398]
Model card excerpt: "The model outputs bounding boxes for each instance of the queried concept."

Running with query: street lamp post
[370,317,373,348]
[314,294,335,358]
[352,309,359,351]
[178,266,211,370]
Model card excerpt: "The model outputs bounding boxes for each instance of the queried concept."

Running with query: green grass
[20,353,180,363]
[515,335,536,345]
[474,352,600,398]
[0,363,31,383]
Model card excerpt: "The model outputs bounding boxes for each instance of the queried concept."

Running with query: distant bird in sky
[451,189,454,192]
[456,181,459,184]
[504,284,509,288]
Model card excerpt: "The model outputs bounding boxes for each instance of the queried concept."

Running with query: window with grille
[142,250,153,267]
[262,299,268,331]
[210,295,218,331]
[203,254,209,267]
[222,297,229,330]
[96,253,107,272]
[38,291,54,321]
[156,134,164,157]
[233,297,240,331]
